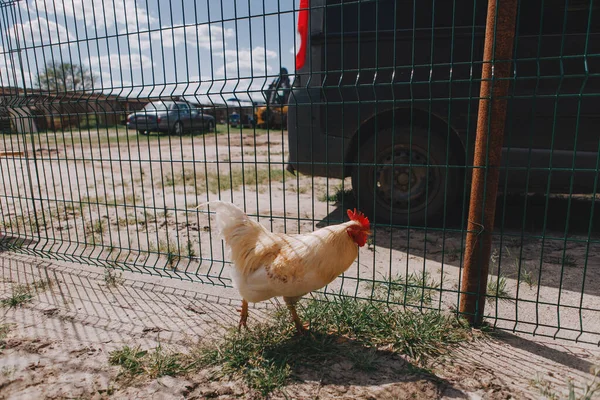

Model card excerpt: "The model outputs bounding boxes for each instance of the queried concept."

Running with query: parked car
[126,101,214,135]
[287,0,600,226]
[190,107,216,133]
[229,112,256,128]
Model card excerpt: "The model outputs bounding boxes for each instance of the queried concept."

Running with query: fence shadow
[317,194,600,297]
[494,194,599,235]
[318,193,599,235]
[0,235,38,253]
[0,252,470,399]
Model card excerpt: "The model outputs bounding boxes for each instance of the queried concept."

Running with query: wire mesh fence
[0,0,599,345]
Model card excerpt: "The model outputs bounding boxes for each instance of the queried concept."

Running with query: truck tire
[351,126,461,227]
[172,121,183,135]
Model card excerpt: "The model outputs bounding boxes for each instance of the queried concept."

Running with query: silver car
[126,101,215,135]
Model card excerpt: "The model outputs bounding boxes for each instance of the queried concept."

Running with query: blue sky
[0,0,299,103]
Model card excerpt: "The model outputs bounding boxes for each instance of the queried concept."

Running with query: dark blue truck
[286,0,600,226]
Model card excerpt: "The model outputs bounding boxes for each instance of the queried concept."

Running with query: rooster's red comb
[347,208,370,230]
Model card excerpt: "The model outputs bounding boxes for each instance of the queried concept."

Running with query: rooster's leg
[283,297,308,334]
[238,299,249,331]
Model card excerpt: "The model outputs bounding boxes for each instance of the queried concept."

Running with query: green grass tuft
[186,240,196,258]
[106,297,472,396]
[519,267,536,289]
[192,297,472,396]
[109,345,147,377]
[301,297,470,363]
[487,274,511,302]
[104,269,125,288]
[144,344,190,379]
[161,166,294,194]
[369,271,441,306]
[0,323,12,349]
[531,366,599,400]
[563,254,578,268]
[1,285,34,308]
[109,344,194,380]
[318,185,354,203]
[1,279,53,308]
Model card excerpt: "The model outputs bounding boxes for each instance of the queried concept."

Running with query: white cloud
[86,53,152,89]
[89,53,152,71]
[10,17,72,47]
[23,0,157,31]
[0,52,33,88]
[0,45,14,87]
[150,24,235,50]
[218,46,278,78]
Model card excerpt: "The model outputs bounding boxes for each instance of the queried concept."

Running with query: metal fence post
[459,0,518,326]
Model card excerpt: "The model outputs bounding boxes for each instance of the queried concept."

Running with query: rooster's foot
[237,299,249,332]
[294,321,310,335]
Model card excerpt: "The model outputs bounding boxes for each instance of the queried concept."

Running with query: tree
[36,61,96,92]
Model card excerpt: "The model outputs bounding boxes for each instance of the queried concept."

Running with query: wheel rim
[373,145,441,215]
[175,122,182,135]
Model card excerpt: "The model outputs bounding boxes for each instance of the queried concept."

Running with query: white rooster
[199,201,370,333]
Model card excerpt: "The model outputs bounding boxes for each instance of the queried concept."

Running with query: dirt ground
[1,126,600,398]
[1,252,599,399]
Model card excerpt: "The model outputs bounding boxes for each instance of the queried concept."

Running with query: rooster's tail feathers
[197,201,252,238]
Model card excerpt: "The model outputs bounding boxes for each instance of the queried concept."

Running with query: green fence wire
[0,0,599,345]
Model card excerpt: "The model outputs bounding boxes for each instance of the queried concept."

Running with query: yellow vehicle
[256,68,291,129]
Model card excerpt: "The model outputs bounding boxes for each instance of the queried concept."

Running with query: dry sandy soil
[1,252,599,399]
[1,126,600,398]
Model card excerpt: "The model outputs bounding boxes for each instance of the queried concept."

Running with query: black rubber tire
[351,127,461,227]
[172,121,183,135]
[207,120,215,132]
[138,130,148,135]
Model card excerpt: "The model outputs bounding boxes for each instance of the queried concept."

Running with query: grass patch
[117,213,138,227]
[519,267,536,288]
[531,367,600,400]
[109,345,147,377]
[159,166,293,194]
[0,278,53,308]
[204,166,293,193]
[368,271,441,306]
[105,297,472,395]
[487,274,511,302]
[123,193,143,205]
[318,185,354,204]
[109,344,193,380]
[142,211,156,225]
[192,297,472,396]
[104,269,125,288]
[93,220,106,235]
[1,214,47,233]
[289,184,309,194]
[186,240,196,258]
[1,285,33,308]
[216,123,273,136]
[30,278,53,292]
[0,324,11,340]
[301,297,471,363]
[0,323,12,348]
[149,237,180,268]
[563,254,578,268]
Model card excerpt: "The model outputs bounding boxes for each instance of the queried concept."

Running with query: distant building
[0,86,153,132]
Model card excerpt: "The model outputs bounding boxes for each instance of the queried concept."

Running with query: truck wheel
[172,121,183,135]
[351,127,461,227]
[138,130,148,135]
[206,120,215,132]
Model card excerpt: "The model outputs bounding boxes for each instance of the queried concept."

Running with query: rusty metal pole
[459,0,518,326]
